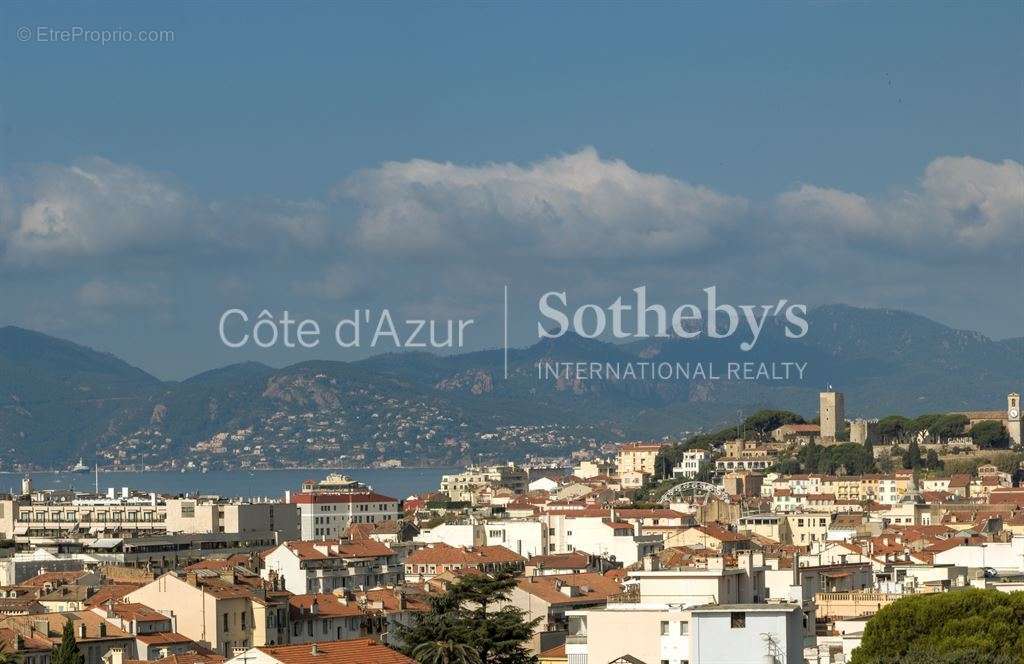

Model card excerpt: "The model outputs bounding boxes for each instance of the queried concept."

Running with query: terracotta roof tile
[255,638,415,664]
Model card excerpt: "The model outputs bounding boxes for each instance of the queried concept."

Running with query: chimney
[741,550,754,575]
[108,648,124,664]
[642,554,660,572]
[311,643,319,656]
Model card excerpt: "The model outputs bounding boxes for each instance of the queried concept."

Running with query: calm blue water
[0,467,455,500]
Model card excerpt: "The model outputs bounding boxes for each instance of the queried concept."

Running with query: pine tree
[400,572,540,664]
[51,620,84,664]
[902,439,922,470]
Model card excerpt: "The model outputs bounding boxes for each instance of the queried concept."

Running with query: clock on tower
[1009,392,1022,447]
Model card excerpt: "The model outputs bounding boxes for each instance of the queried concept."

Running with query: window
[679,621,689,635]
[223,613,229,631]
[730,612,746,628]
[660,621,670,636]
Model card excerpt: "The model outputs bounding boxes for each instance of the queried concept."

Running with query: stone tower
[1009,392,1022,447]
[820,388,845,443]
[850,418,870,445]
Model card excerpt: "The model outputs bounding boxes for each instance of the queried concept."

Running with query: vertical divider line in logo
[503,284,509,380]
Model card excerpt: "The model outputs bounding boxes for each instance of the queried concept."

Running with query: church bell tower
[1008,392,1021,447]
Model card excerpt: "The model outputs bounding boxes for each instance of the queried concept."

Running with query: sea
[0,467,457,501]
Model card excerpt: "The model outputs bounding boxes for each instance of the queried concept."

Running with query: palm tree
[411,640,482,664]
[0,644,25,664]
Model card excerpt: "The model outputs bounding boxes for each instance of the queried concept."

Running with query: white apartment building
[1,489,299,542]
[261,539,402,595]
[539,512,662,566]
[565,553,789,664]
[0,488,165,540]
[672,450,708,479]
[416,520,547,558]
[690,604,804,664]
[286,477,399,540]
[932,535,1024,574]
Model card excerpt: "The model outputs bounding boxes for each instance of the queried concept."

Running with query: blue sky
[1,2,1022,378]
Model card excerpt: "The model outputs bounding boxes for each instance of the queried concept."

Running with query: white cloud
[0,158,330,266]
[2,158,190,265]
[775,156,1023,256]
[339,147,749,258]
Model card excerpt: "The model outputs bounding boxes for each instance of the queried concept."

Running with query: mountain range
[0,304,1020,469]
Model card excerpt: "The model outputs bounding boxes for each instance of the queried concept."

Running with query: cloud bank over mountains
[0,148,1020,376]
[3,149,1018,266]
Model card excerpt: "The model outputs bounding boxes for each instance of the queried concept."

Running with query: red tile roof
[135,632,196,646]
[21,571,88,587]
[255,638,415,664]
[281,540,394,560]
[405,543,525,566]
[288,594,364,619]
[289,492,398,505]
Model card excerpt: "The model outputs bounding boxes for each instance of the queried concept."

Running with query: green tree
[51,621,84,664]
[412,641,483,664]
[902,439,923,470]
[820,443,876,475]
[741,410,805,438]
[399,572,540,664]
[849,588,1024,664]
[930,414,969,439]
[971,421,1011,449]
[910,413,945,433]
[0,644,25,664]
[925,449,942,470]
[874,415,911,443]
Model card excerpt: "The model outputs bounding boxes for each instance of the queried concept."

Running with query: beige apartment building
[1,492,297,542]
[772,472,913,506]
[0,490,165,540]
[439,464,528,503]
[785,512,832,546]
[616,442,663,477]
[164,499,298,539]
[126,570,291,656]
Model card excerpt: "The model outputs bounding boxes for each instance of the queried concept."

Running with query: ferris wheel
[658,481,732,506]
